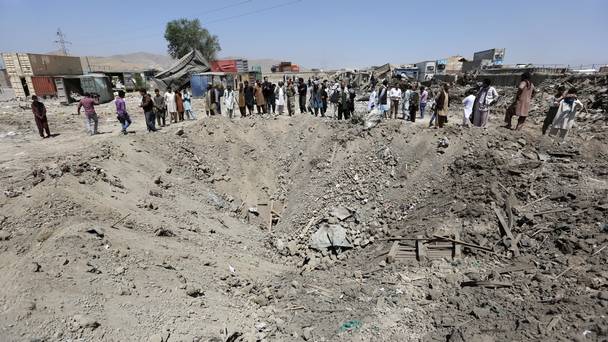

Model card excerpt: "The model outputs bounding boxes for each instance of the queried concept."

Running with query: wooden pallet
[386,233,462,263]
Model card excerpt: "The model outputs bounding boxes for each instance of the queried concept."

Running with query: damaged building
[462,48,506,72]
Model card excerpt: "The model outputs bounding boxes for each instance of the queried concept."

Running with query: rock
[207,192,227,209]
[149,189,162,197]
[155,228,175,237]
[165,167,172,174]
[438,137,449,148]
[286,241,299,256]
[30,262,42,273]
[118,287,132,296]
[254,322,267,332]
[302,327,314,341]
[186,286,204,298]
[329,207,352,221]
[598,291,608,301]
[148,334,163,342]
[23,301,36,311]
[309,223,352,250]
[74,315,100,330]
[252,295,269,306]
[517,138,527,147]
[0,231,10,241]
[84,227,105,238]
[275,238,285,253]
[426,289,442,301]
[176,128,184,136]
[471,307,490,319]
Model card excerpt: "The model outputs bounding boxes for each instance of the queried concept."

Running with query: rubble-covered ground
[0,75,607,342]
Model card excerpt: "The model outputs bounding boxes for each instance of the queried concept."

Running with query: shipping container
[31,76,57,97]
[1,53,82,76]
[55,74,113,104]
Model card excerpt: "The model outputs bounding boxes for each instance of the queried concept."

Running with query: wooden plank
[432,234,494,253]
[495,264,534,274]
[494,207,513,239]
[520,195,549,209]
[506,190,516,230]
[494,207,520,257]
[268,200,274,232]
[387,241,400,264]
[454,231,462,258]
[416,235,427,261]
[461,280,512,288]
[298,216,318,239]
[532,208,571,216]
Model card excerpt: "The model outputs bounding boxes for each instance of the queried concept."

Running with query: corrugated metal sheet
[211,60,238,73]
[31,76,57,96]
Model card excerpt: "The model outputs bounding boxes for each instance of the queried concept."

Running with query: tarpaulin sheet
[152,50,210,91]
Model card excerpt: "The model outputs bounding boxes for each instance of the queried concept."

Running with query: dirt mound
[0,96,607,341]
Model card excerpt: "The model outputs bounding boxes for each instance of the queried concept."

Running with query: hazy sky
[1,0,607,69]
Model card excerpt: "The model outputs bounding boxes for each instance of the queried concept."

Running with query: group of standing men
[28,70,585,143]
[371,79,451,127]
[204,76,357,120]
[108,87,197,135]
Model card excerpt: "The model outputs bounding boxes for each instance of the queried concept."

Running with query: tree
[164,18,221,61]
[133,73,146,89]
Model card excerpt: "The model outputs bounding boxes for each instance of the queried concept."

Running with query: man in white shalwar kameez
[164,88,178,124]
[549,88,583,142]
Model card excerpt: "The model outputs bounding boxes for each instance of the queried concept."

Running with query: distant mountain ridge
[41,51,305,73]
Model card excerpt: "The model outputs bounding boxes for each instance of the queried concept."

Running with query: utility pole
[54,28,72,56]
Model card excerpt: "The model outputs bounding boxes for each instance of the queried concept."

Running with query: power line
[74,0,303,50]
[54,28,72,55]
[70,0,253,41]
[206,0,302,24]
[203,0,253,15]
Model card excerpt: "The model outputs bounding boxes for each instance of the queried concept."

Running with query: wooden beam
[268,200,274,232]
[416,235,427,261]
[387,241,400,264]
[494,207,520,257]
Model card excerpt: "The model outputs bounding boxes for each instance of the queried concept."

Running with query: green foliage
[133,73,145,89]
[164,18,221,61]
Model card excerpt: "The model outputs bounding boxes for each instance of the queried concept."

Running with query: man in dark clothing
[31,95,51,138]
[409,86,420,122]
[297,77,307,113]
[153,88,166,127]
[208,85,218,115]
[262,76,273,114]
[337,81,351,120]
[321,81,328,117]
[348,86,356,117]
[378,80,389,118]
[139,89,156,132]
[244,81,255,116]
